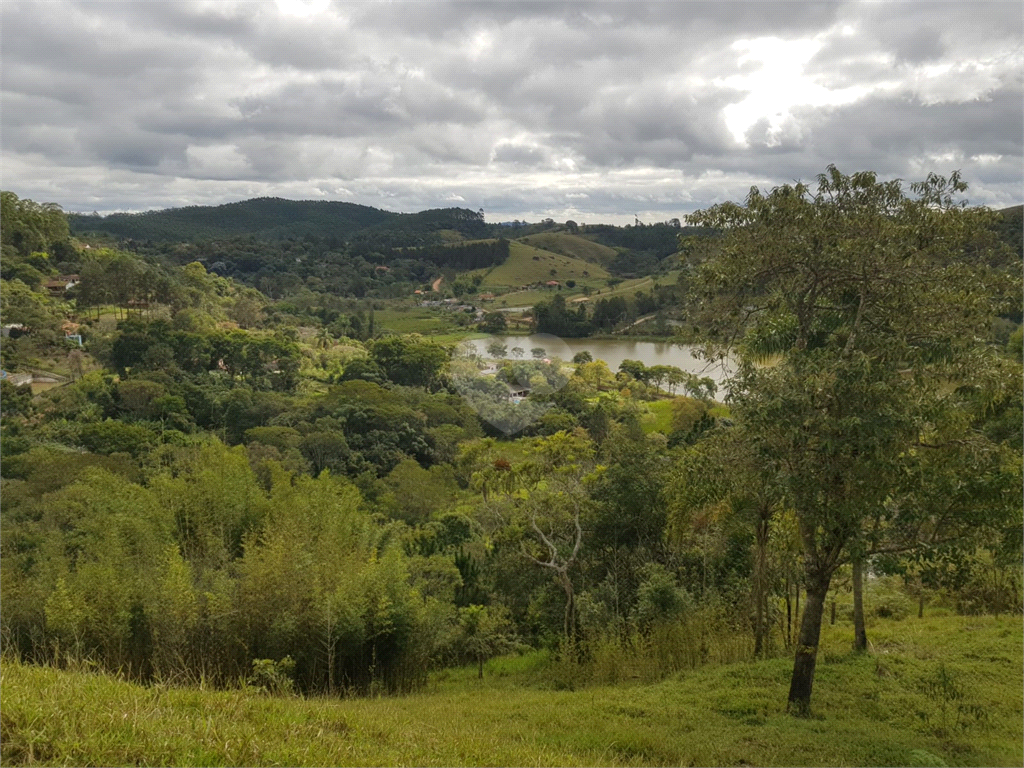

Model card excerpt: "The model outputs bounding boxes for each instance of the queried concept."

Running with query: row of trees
[397,238,510,271]
[531,286,682,337]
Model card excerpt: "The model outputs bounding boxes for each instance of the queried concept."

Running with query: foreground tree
[685,166,1019,713]
[511,431,597,643]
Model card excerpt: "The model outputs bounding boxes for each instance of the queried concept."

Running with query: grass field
[596,270,682,301]
[487,271,674,312]
[517,232,619,265]
[641,398,675,433]
[373,306,469,336]
[3,615,1020,767]
[477,241,610,291]
[490,286,573,309]
[464,245,681,314]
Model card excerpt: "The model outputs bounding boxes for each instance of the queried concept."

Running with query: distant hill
[517,232,619,266]
[67,197,488,245]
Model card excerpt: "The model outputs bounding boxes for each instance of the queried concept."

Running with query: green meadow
[476,240,611,291]
[517,232,620,266]
[3,614,1020,767]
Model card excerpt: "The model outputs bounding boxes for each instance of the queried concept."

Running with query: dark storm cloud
[1,0,1020,221]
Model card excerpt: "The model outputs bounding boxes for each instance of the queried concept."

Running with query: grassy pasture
[477,241,610,291]
[486,272,669,312]
[641,398,675,433]
[373,306,469,336]
[2,615,1020,767]
[518,232,619,265]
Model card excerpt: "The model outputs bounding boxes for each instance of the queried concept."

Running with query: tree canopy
[684,166,1022,712]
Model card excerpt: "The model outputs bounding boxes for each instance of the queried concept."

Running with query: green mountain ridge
[68,197,489,244]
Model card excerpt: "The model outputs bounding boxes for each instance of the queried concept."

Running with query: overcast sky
[2,1,1021,224]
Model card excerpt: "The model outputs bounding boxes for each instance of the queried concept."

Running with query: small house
[506,383,531,401]
[43,275,80,297]
[0,370,33,387]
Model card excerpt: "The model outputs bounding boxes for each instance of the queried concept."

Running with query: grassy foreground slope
[2,615,1020,767]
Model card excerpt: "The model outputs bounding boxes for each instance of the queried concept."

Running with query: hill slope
[2,615,1020,767]
[68,198,488,244]
[518,232,619,265]
[476,240,610,289]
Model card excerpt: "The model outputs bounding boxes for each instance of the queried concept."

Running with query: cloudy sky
[2,1,1021,224]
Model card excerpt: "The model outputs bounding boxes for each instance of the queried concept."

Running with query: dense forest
[68,198,489,245]
[1,172,1021,715]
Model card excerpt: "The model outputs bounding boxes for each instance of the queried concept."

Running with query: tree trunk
[917,576,925,619]
[992,566,1002,619]
[752,516,770,658]
[326,631,335,696]
[478,656,484,679]
[852,558,867,652]
[787,574,830,714]
[794,583,800,630]
[830,598,836,625]
[785,576,792,647]
[558,571,576,642]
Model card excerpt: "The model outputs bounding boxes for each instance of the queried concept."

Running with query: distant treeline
[124,237,430,300]
[531,289,677,338]
[398,238,509,271]
[584,222,717,278]
[584,222,711,257]
[69,198,489,247]
[125,236,507,301]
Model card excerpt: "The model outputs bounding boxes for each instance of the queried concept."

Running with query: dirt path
[616,313,657,333]
[432,276,444,292]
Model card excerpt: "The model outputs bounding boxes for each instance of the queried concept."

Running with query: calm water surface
[463,335,733,387]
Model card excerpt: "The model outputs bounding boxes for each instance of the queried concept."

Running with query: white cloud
[717,34,877,146]
[274,0,330,18]
[1,1,1020,219]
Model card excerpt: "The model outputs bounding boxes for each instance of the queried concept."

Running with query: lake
[461,334,733,387]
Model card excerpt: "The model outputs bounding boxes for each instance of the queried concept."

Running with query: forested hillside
[67,197,691,305]
[68,198,489,245]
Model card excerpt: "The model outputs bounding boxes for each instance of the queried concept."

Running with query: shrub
[248,657,296,695]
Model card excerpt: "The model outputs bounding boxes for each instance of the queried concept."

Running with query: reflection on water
[463,335,733,388]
